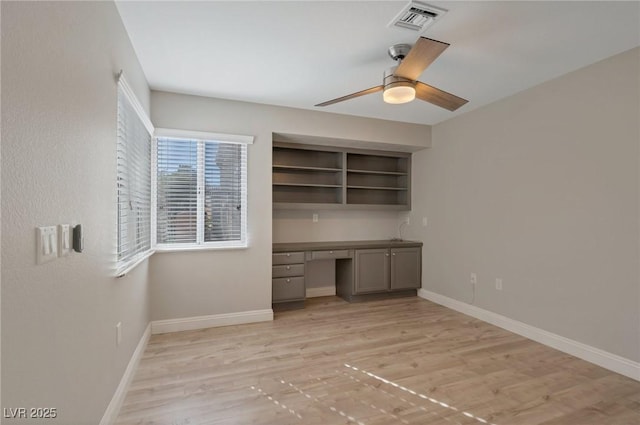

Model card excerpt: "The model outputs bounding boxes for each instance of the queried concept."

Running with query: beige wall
[1,1,151,423]
[149,91,430,320]
[6,4,636,422]
[273,209,407,243]
[406,47,640,361]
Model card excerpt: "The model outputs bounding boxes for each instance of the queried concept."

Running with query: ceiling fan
[315,36,468,111]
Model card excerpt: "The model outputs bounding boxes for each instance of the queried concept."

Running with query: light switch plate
[36,226,58,264]
[58,224,71,257]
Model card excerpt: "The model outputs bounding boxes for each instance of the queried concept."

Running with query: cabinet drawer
[272,264,305,278]
[272,252,305,265]
[272,277,305,302]
[310,249,351,260]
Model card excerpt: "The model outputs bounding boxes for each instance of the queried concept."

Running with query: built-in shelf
[347,187,409,206]
[274,183,342,188]
[347,186,407,191]
[347,153,408,174]
[347,169,407,176]
[273,165,342,172]
[273,146,342,169]
[272,140,411,210]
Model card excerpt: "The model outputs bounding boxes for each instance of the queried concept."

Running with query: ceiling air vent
[388,1,447,33]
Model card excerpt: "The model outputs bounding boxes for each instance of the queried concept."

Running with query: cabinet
[272,252,305,306]
[390,247,422,290]
[354,249,389,293]
[273,240,422,305]
[354,247,421,295]
[273,141,411,210]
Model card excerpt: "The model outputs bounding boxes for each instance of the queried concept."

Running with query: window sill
[116,249,155,278]
[154,243,249,253]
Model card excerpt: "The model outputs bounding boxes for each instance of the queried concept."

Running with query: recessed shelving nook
[346,153,409,207]
[273,145,344,206]
[273,135,412,210]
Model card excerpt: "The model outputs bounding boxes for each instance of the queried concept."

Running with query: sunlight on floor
[249,362,498,425]
[344,363,497,425]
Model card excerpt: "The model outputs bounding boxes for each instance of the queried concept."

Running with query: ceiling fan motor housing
[388,44,412,61]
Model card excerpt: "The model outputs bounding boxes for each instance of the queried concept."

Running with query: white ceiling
[116,1,640,126]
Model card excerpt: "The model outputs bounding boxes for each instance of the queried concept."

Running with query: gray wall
[406,47,640,362]
[2,1,151,423]
[149,91,431,320]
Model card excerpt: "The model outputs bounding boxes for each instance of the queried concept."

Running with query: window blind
[156,136,248,248]
[156,139,198,244]
[204,141,244,242]
[116,74,153,274]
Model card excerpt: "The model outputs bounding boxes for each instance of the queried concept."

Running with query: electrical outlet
[312,213,318,223]
[116,322,122,346]
[470,273,477,286]
[405,216,411,225]
[422,216,428,227]
[495,278,503,291]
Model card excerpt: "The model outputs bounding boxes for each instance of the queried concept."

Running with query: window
[116,73,154,275]
[155,129,251,250]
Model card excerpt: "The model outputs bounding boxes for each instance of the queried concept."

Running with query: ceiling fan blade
[315,85,384,107]
[394,37,449,81]
[415,81,468,111]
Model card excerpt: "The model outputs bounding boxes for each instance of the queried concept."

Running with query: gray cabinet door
[354,249,389,294]
[272,277,305,302]
[390,247,421,290]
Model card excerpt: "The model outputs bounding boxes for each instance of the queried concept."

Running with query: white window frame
[154,128,253,252]
[116,72,155,276]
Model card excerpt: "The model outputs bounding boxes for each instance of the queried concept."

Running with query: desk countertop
[273,239,422,252]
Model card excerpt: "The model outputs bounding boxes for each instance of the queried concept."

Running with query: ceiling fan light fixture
[383,81,416,104]
[316,37,467,110]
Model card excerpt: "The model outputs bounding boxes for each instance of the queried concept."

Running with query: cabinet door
[390,247,421,290]
[272,277,305,302]
[354,249,389,294]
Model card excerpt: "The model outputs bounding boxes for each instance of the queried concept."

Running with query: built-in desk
[272,240,422,309]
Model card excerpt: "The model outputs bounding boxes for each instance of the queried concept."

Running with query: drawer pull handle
[329,250,333,254]
[392,253,396,256]
[286,253,290,257]
[385,253,389,257]
[286,266,291,270]
[286,278,291,283]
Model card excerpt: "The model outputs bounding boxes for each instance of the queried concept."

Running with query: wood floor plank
[116,297,640,425]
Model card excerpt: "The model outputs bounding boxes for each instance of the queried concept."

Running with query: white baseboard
[100,323,151,425]
[418,289,640,381]
[306,286,336,298]
[151,309,273,334]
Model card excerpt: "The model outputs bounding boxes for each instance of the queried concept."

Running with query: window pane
[155,136,248,248]
[204,142,243,242]
[156,138,198,244]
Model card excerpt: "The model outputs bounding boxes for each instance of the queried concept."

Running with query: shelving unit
[345,153,409,207]
[273,146,343,205]
[273,141,411,210]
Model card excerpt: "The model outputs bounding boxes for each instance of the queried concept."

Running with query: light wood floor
[116,297,640,425]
